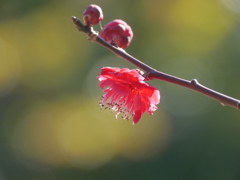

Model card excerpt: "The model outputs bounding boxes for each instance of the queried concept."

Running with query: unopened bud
[83,4,103,27]
[100,19,133,49]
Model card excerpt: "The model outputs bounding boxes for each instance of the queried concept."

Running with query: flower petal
[111,83,131,96]
[132,109,144,124]
[99,79,115,89]
[150,89,160,104]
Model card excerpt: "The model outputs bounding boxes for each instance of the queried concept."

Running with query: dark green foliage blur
[0,0,240,179]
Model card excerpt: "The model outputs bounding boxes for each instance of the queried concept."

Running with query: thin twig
[72,16,240,110]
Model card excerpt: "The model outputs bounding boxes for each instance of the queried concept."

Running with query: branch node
[87,28,98,41]
[144,70,156,81]
[190,79,199,86]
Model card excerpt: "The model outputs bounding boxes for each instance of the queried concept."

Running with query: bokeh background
[0,0,240,179]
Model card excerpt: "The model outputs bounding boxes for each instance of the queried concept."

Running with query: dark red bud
[83,4,103,27]
[100,19,133,49]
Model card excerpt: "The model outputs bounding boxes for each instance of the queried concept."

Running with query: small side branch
[72,16,240,110]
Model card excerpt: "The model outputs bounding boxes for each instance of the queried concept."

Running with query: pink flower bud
[100,19,133,49]
[83,4,103,27]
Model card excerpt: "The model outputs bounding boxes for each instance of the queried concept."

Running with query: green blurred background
[0,0,240,179]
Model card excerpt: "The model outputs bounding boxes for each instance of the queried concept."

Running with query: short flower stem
[72,16,240,110]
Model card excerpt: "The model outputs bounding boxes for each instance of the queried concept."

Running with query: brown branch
[72,16,240,110]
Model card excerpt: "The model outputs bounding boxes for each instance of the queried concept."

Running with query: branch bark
[72,16,240,110]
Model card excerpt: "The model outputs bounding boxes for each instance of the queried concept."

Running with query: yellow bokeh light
[7,97,116,169]
[10,99,67,166]
[166,0,235,54]
[6,95,171,169]
[10,3,90,91]
[0,37,21,96]
[56,109,116,169]
[143,0,235,55]
[113,109,171,161]
[221,0,240,14]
